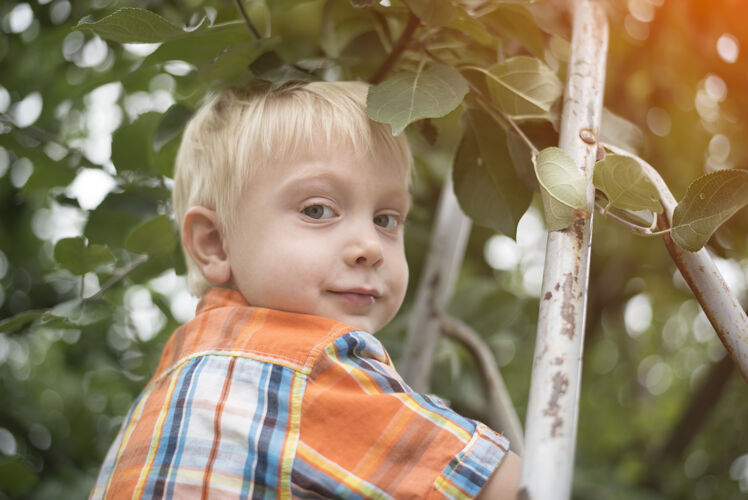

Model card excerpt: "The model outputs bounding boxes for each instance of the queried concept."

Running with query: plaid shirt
[91,288,509,499]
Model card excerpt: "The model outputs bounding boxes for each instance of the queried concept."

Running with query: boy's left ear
[181,207,232,284]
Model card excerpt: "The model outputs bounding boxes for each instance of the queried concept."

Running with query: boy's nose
[344,227,384,268]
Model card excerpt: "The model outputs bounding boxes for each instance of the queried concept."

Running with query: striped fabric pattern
[91,288,509,499]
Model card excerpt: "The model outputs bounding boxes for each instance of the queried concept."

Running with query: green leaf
[452,109,532,237]
[54,237,115,276]
[125,214,177,256]
[506,131,538,191]
[367,64,469,135]
[154,104,193,153]
[506,120,559,191]
[0,309,45,333]
[142,22,253,68]
[199,39,279,87]
[601,109,644,155]
[479,4,545,58]
[75,8,187,44]
[405,0,458,27]
[593,154,662,213]
[671,169,748,251]
[534,147,589,231]
[484,56,562,121]
[449,14,495,46]
[85,188,165,248]
[249,51,315,86]
[112,109,178,176]
[23,156,78,194]
[111,112,161,172]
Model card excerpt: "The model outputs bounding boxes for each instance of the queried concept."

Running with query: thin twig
[233,0,261,39]
[86,254,149,301]
[231,0,317,80]
[370,9,394,53]
[594,202,666,236]
[370,12,420,84]
[439,313,525,455]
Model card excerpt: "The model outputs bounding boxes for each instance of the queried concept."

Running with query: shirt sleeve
[293,330,510,499]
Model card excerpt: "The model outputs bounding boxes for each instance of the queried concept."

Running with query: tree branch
[603,142,748,384]
[86,254,149,301]
[657,355,733,461]
[370,12,420,84]
[439,313,525,455]
[232,0,262,39]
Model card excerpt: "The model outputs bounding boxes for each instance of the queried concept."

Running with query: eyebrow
[280,170,411,210]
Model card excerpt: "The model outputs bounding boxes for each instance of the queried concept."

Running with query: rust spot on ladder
[560,273,576,339]
[543,371,569,438]
[544,292,552,301]
[573,209,590,224]
[572,218,586,249]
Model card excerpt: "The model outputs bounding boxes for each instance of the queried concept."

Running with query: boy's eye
[302,204,335,220]
[373,214,399,229]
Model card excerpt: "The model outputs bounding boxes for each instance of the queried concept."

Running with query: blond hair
[172,80,413,297]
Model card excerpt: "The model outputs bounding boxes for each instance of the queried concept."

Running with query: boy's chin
[331,314,384,334]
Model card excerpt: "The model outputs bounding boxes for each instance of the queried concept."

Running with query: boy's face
[224,147,410,333]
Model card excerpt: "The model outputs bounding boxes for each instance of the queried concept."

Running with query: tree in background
[0,0,746,498]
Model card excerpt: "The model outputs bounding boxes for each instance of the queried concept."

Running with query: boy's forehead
[273,145,409,182]
[257,149,411,206]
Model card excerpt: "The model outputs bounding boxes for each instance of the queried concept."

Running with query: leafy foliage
[1,0,747,499]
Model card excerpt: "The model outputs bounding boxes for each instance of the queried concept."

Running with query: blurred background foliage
[0,0,747,498]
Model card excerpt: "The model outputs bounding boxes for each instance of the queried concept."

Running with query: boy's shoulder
[92,287,512,500]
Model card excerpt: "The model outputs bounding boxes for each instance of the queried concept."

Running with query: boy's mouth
[328,288,379,305]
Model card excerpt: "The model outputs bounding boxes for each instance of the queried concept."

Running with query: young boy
[91,81,520,499]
